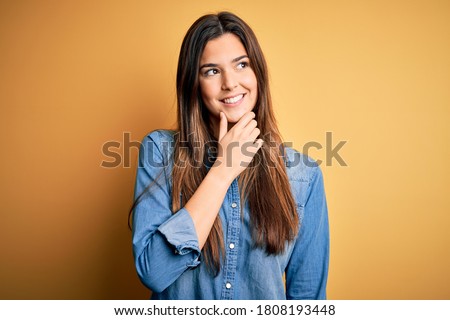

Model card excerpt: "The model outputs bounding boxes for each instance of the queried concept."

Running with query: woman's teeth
[223,94,243,104]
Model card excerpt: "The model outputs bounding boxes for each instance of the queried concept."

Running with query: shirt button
[229,243,235,249]
[225,282,232,289]
[231,202,237,208]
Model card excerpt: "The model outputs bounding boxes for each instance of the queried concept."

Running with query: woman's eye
[237,61,249,69]
[204,69,219,76]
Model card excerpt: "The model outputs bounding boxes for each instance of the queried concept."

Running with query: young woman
[131,12,329,300]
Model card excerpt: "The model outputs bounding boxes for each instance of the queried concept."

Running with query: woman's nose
[221,71,238,91]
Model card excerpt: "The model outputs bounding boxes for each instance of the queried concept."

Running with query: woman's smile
[220,93,246,105]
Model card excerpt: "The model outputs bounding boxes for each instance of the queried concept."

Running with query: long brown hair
[171,12,299,273]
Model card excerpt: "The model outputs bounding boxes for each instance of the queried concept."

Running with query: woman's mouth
[220,94,245,105]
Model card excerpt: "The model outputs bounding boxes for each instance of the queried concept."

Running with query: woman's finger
[248,127,261,143]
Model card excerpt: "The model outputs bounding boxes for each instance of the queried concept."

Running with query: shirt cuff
[157,208,201,265]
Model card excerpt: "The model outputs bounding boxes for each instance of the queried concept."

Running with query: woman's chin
[223,110,248,123]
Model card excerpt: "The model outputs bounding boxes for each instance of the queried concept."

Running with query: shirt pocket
[296,204,305,225]
[290,180,309,207]
[290,180,309,223]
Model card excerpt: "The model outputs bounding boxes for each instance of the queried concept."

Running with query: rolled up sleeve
[158,207,201,259]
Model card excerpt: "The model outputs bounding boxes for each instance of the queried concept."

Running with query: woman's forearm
[184,165,233,249]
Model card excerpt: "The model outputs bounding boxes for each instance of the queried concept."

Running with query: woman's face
[199,33,258,128]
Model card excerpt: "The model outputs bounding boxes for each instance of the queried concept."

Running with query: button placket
[221,179,240,299]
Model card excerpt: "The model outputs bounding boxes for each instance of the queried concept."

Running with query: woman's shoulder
[143,129,177,144]
[138,130,178,165]
[283,146,322,184]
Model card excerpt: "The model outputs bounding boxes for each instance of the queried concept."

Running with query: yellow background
[1,0,449,299]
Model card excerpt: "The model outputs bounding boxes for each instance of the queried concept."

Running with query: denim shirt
[132,130,329,300]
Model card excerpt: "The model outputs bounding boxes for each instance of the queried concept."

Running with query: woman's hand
[214,111,264,181]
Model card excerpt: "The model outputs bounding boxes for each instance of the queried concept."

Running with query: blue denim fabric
[132,130,329,300]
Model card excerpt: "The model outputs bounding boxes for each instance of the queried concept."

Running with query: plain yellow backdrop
[0,0,449,299]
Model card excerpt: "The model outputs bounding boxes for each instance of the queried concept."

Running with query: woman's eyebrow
[232,55,248,63]
[199,55,249,69]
